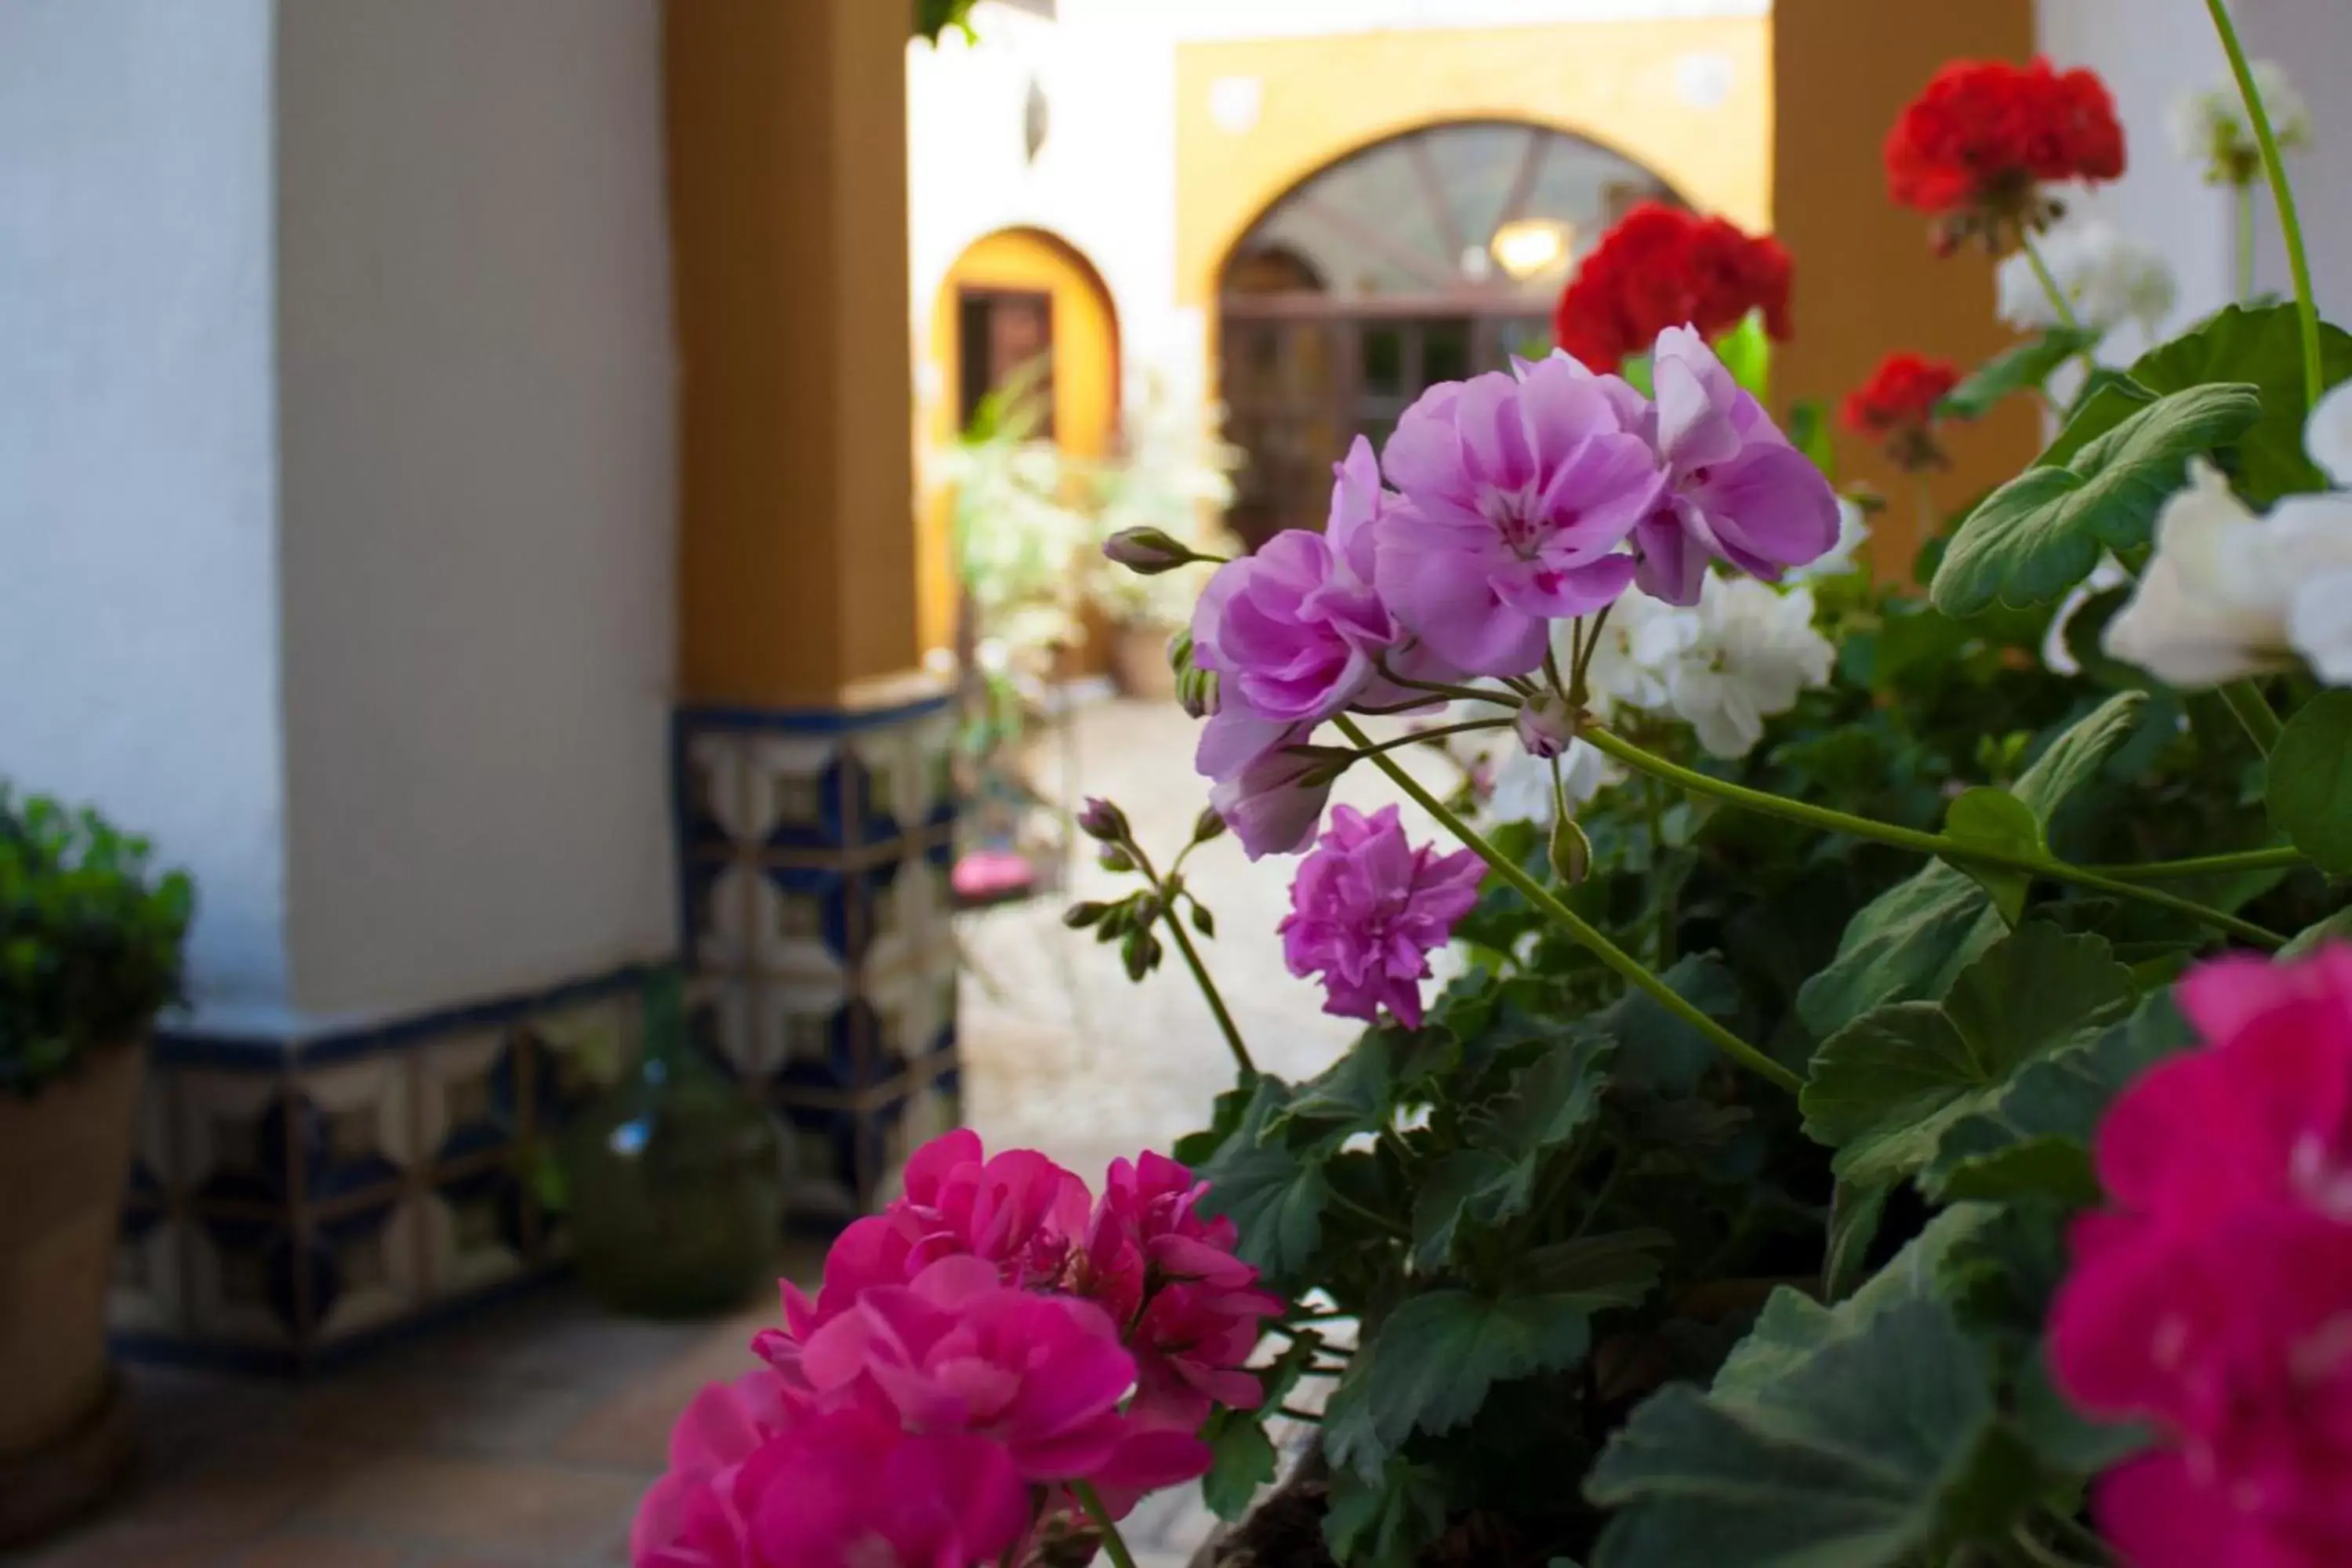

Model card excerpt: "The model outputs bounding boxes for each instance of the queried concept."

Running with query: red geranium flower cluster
[1841,352,1962,472]
[1552,202,1793,375]
[1885,57,2125,252]
[633,1131,1283,1568]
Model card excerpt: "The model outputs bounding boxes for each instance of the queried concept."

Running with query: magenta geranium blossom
[741,1407,1033,1568]
[636,1131,1278,1568]
[1280,804,1485,1027]
[2052,945,2352,1568]
[1374,356,1664,676]
[1203,721,1351,861]
[1629,326,1842,604]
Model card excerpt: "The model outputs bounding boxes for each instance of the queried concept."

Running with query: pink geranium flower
[1280,804,1484,1027]
[798,1256,1155,1482]
[630,1372,800,1567]
[1078,1154,1283,1428]
[1192,441,1446,859]
[1375,355,1663,676]
[2052,945,2352,1568]
[740,1407,1033,1568]
[756,1131,1091,1377]
[1629,327,1842,604]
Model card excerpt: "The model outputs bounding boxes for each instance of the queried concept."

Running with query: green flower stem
[2206,0,2325,407]
[2020,232,2084,333]
[2020,231,2106,387]
[1334,717,1802,1094]
[1341,718,1512,760]
[2084,844,2304,881]
[1163,911,1256,1078]
[1127,836,1258,1077]
[1327,1183,1410,1241]
[2219,678,2285,757]
[1073,1482,1141,1568]
[1580,726,2286,950]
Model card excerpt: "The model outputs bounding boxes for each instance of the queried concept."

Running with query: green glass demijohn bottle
[561,970,785,1316]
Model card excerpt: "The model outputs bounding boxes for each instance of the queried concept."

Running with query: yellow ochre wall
[667,0,922,707]
[1174,17,1776,310]
[920,230,1122,662]
[1773,0,2041,566]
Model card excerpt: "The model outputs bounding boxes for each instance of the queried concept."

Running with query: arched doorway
[1218,120,1680,548]
[921,227,1121,663]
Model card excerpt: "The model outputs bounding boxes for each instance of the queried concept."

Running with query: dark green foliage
[0,789,193,1096]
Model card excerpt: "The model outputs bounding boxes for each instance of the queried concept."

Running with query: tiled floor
[12,702,1419,1568]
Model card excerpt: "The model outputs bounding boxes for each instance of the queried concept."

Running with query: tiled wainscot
[113,973,646,1370]
[673,692,962,1225]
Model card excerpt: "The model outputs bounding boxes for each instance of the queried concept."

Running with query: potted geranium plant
[0,789,191,1544]
[630,6,2352,1565]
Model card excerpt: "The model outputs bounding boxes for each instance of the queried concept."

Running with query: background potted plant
[0,789,191,1544]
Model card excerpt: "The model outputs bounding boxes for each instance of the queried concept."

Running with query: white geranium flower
[2103,462,2352,687]
[2172,60,2313,184]
[1666,577,1836,760]
[2306,380,2352,487]
[2042,556,2131,676]
[1583,590,1698,715]
[1997,220,2177,338]
[1483,736,1613,828]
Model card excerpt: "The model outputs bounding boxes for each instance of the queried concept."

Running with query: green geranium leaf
[1588,1298,2002,1568]
[1410,1149,1509,1272]
[1716,310,1773,401]
[1196,1078,1330,1279]
[2132,303,2352,506]
[1802,925,2136,1185]
[1798,696,2145,1040]
[1463,1033,1615,1225]
[2039,376,2158,470]
[2285,906,2352,960]
[1943,329,2102,420]
[1200,1410,1278,1522]
[1942,786,2044,925]
[2268,691,2352,875]
[1922,991,2193,1203]
[1823,1180,1889,1303]
[1584,952,1743,1095]
[1324,1290,1596,1479]
[1172,1071,1260,1167]
[1932,383,2262,616]
[1324,1458,1450,1568]
[1515,1229,1674,1307]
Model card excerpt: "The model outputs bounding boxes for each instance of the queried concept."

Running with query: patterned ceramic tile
[414,1029,515,1168]
[176,1069,294,1207]
[684,728,751,847]
[313,1199,424,1343]
[743,734,841,848]
[423,1169,529,1298]
[692,862,759,974]
[749,977,849,1087]
[185,1215,301,1348]
[299,1054,412,1203]
[752,865,854,975]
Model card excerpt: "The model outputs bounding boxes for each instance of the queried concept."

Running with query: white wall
[0,0,290,1004]
[2239,0,2352,318]
[276,0,677,1015]
[909,7,1195,416]
[2040,0,2350,351]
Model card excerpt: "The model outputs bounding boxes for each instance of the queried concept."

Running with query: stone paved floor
[9,702,1431,1568]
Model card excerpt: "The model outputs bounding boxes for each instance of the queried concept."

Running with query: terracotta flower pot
[0,1039,145,1544]
[1110,623,1180,702]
